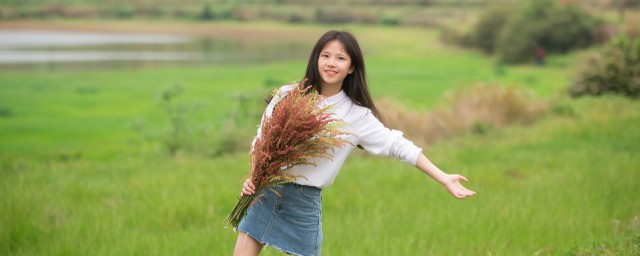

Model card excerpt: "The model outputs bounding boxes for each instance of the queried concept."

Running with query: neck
[320,84,342,97]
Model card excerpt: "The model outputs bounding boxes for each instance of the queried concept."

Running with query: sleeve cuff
[405,147,423,166]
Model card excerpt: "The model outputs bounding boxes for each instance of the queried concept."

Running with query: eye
[321,53,329,58]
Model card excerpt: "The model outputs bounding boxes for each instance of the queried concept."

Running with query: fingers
[458,175,469,183]
[451,182,476,199]
[247,179,255,190]
[459,189,476,198]
[240,179,256,197]
[454,191,474,199]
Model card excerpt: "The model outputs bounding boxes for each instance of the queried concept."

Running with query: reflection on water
[0,30,309,70]
[0,50,198,63]
[0,30,191,48]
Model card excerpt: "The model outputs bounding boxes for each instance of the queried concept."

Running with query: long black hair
[302,30,383,121]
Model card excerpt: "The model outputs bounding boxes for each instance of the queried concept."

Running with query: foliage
[492,0,601,63]
[199,3,214,20]
[226,82,352,228]
[0,1,468,27]
[570,36,640,98]
[469,6,512,54]
[538,5,600,53]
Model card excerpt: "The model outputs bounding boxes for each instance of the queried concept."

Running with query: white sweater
[252,84,423,189]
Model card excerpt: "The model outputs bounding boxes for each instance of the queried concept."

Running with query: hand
[442,174,476,199]
[240,179,256,197]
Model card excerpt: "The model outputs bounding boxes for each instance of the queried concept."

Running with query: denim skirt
[238,183,323,256]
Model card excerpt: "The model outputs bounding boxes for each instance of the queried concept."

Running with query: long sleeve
[274,89,423,189]
[356,109,423,166]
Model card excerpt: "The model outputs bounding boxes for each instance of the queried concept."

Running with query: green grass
[1,21,639,255]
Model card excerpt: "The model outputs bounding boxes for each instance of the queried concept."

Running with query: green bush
[469,6,512,54]
[288,12,307,23]
[570,36,640,98]
[495,21,539,64]
[114,5,135,19]
[538,5,599,53]
[494,0,600,64]
[199,3,214,20]
[379,15,400,26]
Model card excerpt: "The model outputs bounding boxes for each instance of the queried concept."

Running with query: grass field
[1,21,639,255]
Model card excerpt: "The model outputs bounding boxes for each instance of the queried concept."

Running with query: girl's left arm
[415,153,476,199]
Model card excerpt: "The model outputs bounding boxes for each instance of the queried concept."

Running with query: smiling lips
[325,70,338,76]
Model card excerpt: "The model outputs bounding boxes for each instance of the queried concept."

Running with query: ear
[348,66,354,74]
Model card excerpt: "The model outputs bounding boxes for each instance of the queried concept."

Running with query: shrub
[288,12,307,23]
[570,36,640,98]
[469,6,512,54]
[495,22,537,63]
[495,0,600,63]
[199,3,214,20]
[379,13,400,26]
[113,5,135,19]
[538,5,599,53]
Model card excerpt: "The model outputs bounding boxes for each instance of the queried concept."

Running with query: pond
[0,29,310,71]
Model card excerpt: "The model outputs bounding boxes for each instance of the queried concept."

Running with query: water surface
[0,29,309,70]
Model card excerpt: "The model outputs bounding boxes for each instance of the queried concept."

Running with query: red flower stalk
[226,80,352,229]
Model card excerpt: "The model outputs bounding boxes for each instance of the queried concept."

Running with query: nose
[327,57,336,67]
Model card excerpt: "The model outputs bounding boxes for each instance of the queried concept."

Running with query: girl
[233,30,476,256]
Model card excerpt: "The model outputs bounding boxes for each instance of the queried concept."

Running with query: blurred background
[1,0,639,255]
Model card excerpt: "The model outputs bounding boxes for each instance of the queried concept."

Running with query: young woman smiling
[233,30,476,256]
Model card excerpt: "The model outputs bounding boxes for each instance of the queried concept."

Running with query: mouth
[324,70,338,76]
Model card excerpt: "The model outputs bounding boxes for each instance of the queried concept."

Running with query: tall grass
[2,96,638,255]
[378,83,547,147]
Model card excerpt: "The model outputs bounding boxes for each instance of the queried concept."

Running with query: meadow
[1,21,639,255]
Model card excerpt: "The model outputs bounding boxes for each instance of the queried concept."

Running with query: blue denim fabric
[238,183,323,256]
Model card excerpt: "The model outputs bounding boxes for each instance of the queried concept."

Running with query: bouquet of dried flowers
[226,81,352,229]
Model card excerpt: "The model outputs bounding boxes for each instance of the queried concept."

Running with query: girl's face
[317,40,354,89]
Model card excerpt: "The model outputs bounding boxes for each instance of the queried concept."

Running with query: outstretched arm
[415,154,476,199]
